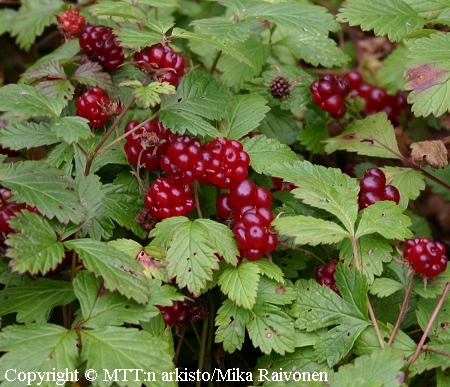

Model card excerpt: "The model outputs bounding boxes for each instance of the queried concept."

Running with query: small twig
[388,274,416,346]
[196,316,210,387]
[423,345,450,358]
[279,241,326,264]
[4,271,14,289]
[368,299,385,348]
[173,325,187,365]
[209,50,222,74]
[193,183,203,219]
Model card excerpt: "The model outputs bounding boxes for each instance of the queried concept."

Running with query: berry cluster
[315,258,340,295]
[157,299,208,327]
[75,87,111,128]
[271,177,295,192]
[0,189,39,234]
[344,70,407,125]
[217,179,278,261]
[79,25,125,71]
[310,74,350,119]
[358,168,400,210]
[58,9,85,36]
[134,44,186,86]
[270,75,292,101]
[403,238,448,278]
[125,119,178,170]
[144,178,194,220]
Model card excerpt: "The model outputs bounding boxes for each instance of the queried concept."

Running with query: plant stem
[193,183,203,219]
[4,271,14,289]
[196,317,210,387]
[279,241,326,264]
[388,274,415,346]
[406,282,450,377]
[204,303,215,387]
[84,96,136,176]
[209,50,222,74]
[173,325,187,365]
[422,345,450,358]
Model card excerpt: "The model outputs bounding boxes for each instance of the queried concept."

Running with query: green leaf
[379,42,410,93]
[64,238,149,304]
[190,17,250,43]
[71,62,114,92]
[216,36,270,91]
[0,160,84,224]
[102,183,147,239]
[0,279,75,323]
[9,0,63,51]
[49,116,93,145]
[356,201,413,240]
[0,121,60,150]
[404,0,450,25]
[330,348,406,387]
[241,2,340,36]
[404,33,450,117]
[220,94,270,140]
[90,1,147,23]
[0,9,17,36]
[21,59,67,81]
[163,218,221,296]
[218,261,261,309]
[241,134,298,174]
[114,25,161,50]
[253,257,285,284]
[259,107,299,145]
[0,84,64,119]
[248,302,295,355]
[130,81,176,108]
[80,326,176,387]
[215,298,252,353]
[255,276,296,306]
[74,271,159,329]
[336,264,369,319]
[339,234,393,284]
[291,172,359,234]
[171,27,254,68]
[146,278,186,307]
[35,78,75,103]
[149,216,190,249]
[337,0,425,42]
[280,32,350,68]
[0,324,78,387]
[6,211,65,275]
[273,215,350,246]
[370,278,404,298]
[325,113,402,159]
[298,121,330,155]
[160,70,231,137]
[417,293,450,339]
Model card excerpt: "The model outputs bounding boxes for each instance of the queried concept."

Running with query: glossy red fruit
[0,202,24,233]
[382,185,400,204]
[315,258,340,295]
[80,25,125,71]
[403,238,448,278]
[229,179,257,208]
[59,9,85,35]
[76,87,111,128]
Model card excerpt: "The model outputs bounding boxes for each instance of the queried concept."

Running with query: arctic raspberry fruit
[58,9,85,35]
[315,258,340,295]
[358,167,400,210]
[0,202,24,233]
[76,87,111,128]
[270,75,292,101]
[80,25,125,71]
[403,238,448,278]
[310,74,350,119]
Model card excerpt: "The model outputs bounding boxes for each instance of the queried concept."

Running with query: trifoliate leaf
[90,1,147,23]
[248,302,295,355]
[280,32,350,68]
[35,78,75,103]
[255,277,296,306]
[190,17,250,43]
[337,0,425,42]
[404,0,450,25]
[6,211,65,275]
[273,216,350,246]
[218,261,261,309]
[339,234,393,284]
[241,2,340,36]
[0,324,78,387]
[0,160,84,224]
[336,264,369,319]
[64,238,149,304]
[324,113,401,159]
[73,271,159,329]
[405,33,450,117]
[149,216,189,249]
[164,218,221,296]
[160,70,231,137]
[71,62,114,92]
[0,121,60,150]
[49,117,93,145]
[220,94,270,140]
[21,59,67,81]
[379,42,410,93]
[291,172,359,234]
[130,81,176,108]
[9,0,63,51]
[171,27,253,68]
[0,9,16,36]
[241,134,298,174]
[114,25,160,50]
[370,278,404,298]
[215,298,252,353]
[80,326,176,387]
[253,258,285,284]
[356,201,413,240]
[330,348,406,387]
[0,84,64,119]
[0,279,75,323]
[216,36,270,91]
[102,183,147,239]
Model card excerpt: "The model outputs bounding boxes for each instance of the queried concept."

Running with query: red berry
[0,202,24,233]
[229,179,256,208]
[80,25,125,71]
[359,192,382,210]
[403,238,448,278]
[216,193,235,219]
[359,175,386,195]
[76,87,111,128]
[59,9,85,35]
[315,258,340,295]
[382,185,400,204]
[344,70,364,91]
